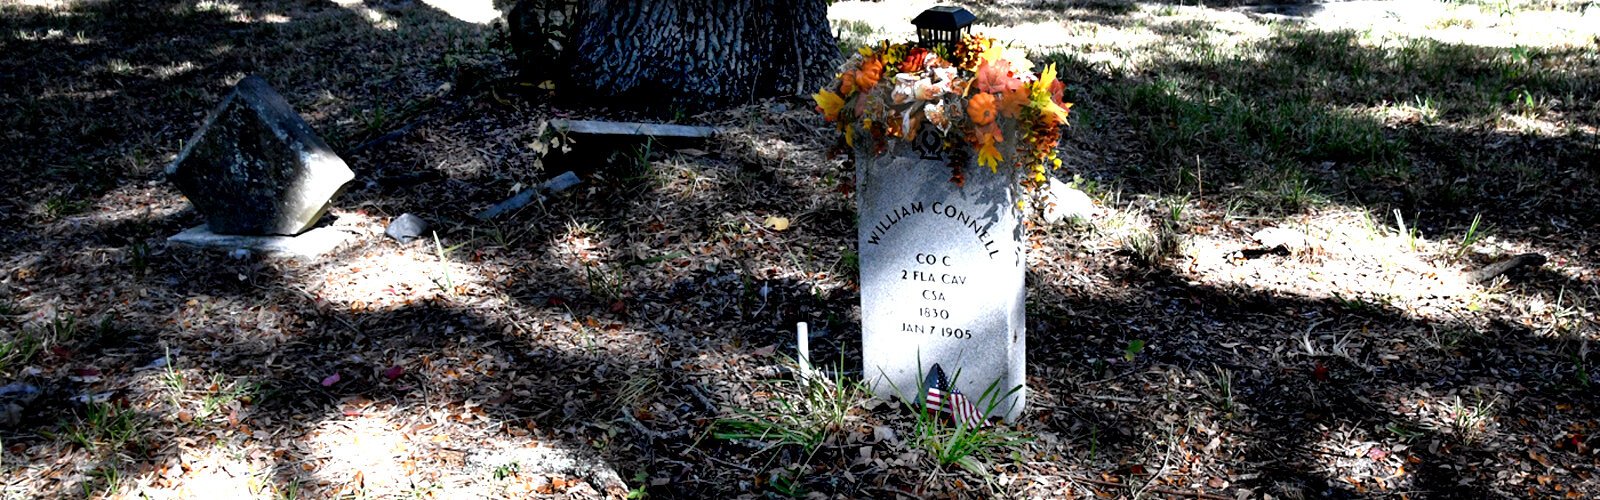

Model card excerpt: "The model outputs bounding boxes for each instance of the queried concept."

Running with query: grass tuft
[894,365,1030,478]
[1453,213,1487,261]
[712,357,864,455]
[50,401,144,453]
[0,329,43,375]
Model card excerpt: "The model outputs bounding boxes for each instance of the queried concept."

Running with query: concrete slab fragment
[168,225,357,258]
[550,119,723,138]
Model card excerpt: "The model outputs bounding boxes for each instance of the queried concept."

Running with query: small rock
[0,382,40,402]
[70,392,112,404]
[1041,177,1098,225]
[872,425,899,445]
[385,213,429,244]
[145,353,176,369]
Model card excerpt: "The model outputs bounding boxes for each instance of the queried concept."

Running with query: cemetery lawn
[2,0,1597,498]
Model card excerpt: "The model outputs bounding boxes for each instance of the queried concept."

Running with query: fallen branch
[348,98,458,154]
[349,121,421,154]
[1467,253,1546,283]
[1081,394,1145,404]
[619,408,690,441]
[684,383,720,413]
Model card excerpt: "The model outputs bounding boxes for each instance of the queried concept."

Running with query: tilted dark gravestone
[857,145,1027,422]
[167,75,354,235]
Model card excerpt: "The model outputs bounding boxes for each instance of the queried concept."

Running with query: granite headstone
[857,148,1027,422]
[167,75,354,235]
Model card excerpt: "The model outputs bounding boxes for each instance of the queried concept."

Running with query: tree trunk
[516,0,839,113]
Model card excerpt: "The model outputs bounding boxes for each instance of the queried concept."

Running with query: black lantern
[911,6,976,51]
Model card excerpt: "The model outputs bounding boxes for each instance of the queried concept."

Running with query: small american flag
[923,363,989,428]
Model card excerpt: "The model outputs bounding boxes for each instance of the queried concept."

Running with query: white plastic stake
[796,322,812,380]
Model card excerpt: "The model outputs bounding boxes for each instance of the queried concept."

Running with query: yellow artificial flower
[1033,63,1058,94]
[1001,46,1033,73]
[1035,97,1069,126]
[813,89,845,122]
[978,43,1004,68]
[1030,64,1070,124]
[977,140,1003,171]
[955,35,993,71]
[880,41,907,66]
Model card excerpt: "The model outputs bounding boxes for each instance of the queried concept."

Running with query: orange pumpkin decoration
[966,92,997,126]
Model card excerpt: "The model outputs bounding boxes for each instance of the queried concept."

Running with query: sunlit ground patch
[303,408,410,496]
[1181,206,1489,321]
[418,0,499,25]
[310,244,500,311]
[330,0,396,31]
[128,442,275,498]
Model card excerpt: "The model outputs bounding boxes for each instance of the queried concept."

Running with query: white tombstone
[856,146,1027,422]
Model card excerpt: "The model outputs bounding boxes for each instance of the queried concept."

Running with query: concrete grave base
[168,225,357,258]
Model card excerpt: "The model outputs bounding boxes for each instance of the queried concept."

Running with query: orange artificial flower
[839,70,859,96]
[972,121,1002,144]
[974,60,1022,95]
[855,57,885,91]
[900,47,930,73]
[967,92,997,126]
[999,87,1030,118]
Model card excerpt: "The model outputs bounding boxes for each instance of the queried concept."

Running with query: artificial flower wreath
[814,35,1072,191]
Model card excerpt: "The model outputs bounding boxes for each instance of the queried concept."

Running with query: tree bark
[516,0,839,113]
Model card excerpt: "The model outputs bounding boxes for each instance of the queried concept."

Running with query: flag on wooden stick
[923,363,989,428]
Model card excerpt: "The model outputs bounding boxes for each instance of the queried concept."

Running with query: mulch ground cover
[1,1,1596,498]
